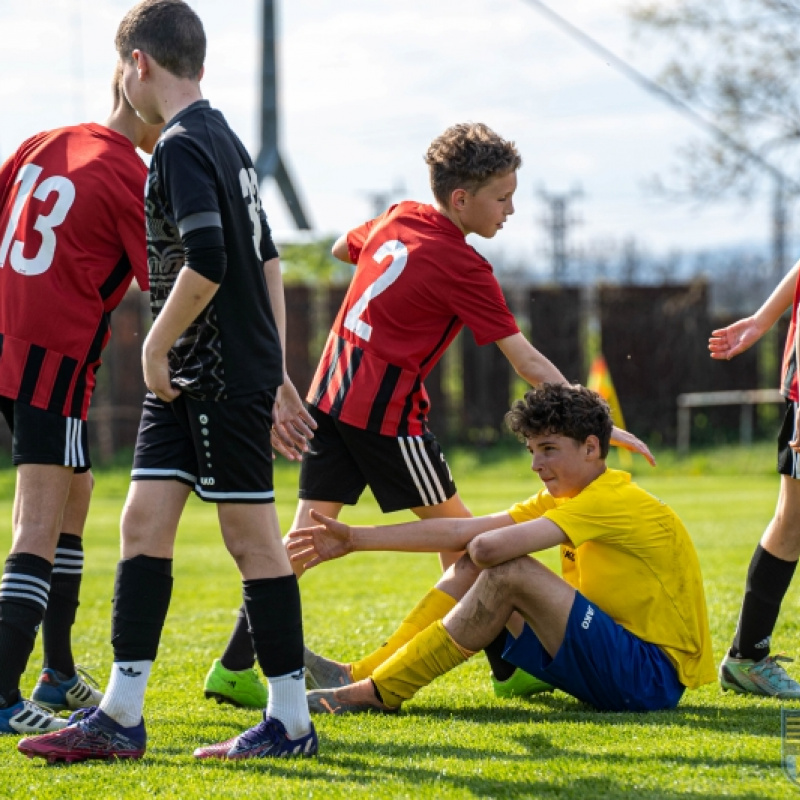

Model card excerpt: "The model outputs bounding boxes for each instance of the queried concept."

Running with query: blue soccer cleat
[193,714,318,760]
[17,708,146,763]
[31,666,103,712]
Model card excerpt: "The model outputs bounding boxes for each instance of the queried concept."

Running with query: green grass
[0,442,796,798]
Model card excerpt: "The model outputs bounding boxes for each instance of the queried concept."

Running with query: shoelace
[74,665,101,690]
[238,716,286,747]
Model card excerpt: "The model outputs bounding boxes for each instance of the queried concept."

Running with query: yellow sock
[372,620,470,708]
[350,587,457,681]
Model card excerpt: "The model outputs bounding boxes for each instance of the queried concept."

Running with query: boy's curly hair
[505,383,612,457]
[425,123,521,206]
[116,0,205,80]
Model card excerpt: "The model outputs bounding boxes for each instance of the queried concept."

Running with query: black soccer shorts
[0,396,90,472]
[298,406,457,513]
[131,389,276,503]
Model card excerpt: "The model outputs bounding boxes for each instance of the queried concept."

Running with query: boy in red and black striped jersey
[208,123,655,705]
[710,258,800,698]
[0,68,162,734]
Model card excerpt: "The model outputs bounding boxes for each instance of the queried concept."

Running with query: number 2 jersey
[0,123,148,420]
[308,201,520,437]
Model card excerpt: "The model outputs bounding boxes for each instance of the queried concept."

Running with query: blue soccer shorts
[502,590,685,712]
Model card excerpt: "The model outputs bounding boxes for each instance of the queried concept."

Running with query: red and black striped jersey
[308,201,520,436]
[0,123,148,420]
[782,272,800,402]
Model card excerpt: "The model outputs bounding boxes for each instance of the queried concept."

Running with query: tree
[629,0,800,199]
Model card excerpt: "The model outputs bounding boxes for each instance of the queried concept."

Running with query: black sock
[42,533,83,677]
[111,555,173,662]
[483,628,516,682]
[243,575,303,678]
[731,544,797,661]
[220,606,257,672]
[0,553,52,705]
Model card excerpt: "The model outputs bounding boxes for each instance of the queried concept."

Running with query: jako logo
[200,477,215,486]
[581,605,595,630]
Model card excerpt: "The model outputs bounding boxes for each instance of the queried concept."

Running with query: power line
[520,0,800,195]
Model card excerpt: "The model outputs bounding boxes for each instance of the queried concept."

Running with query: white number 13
[0,162,76,276]
[344,239,408,341]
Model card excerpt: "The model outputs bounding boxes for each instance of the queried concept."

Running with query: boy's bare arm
[495,332,567,386]
[331,234,353,264]
[467,517,568,568]
[286,510,515,570]
[263,256,316,459]
[710,257,800,361]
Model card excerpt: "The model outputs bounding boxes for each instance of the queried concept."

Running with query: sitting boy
[288,384,716,714]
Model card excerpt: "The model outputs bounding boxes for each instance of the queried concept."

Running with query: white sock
[99,661,152,728]
[266,668,311,739]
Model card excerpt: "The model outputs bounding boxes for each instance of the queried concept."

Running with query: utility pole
[537,185,582,282]
[253,0,311,229]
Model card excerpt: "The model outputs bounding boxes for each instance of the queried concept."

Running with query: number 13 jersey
[0,124,148,420]
[308,201,519,437]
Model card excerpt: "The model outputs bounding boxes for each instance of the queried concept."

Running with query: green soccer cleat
[492,668,554,698]
[203,659,267,708]
[719,653,800,699]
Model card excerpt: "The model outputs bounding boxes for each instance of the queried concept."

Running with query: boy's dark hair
[425,123,521,207]
[116,0,205,80]
[505,383,613,458]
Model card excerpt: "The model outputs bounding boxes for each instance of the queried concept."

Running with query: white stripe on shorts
[397,436,448,507]
[63,418,86,468]
[793,401,799,479]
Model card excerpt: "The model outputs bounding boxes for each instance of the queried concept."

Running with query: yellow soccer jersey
[507,468,715,689]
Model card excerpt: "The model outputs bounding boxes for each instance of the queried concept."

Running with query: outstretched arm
[710,258,800,361]
[496,333,656,465]
[286,509,515,570]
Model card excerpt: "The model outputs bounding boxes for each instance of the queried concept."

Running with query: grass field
[0,442,797,799]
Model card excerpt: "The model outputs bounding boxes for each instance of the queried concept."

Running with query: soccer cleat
[492,668,554,698]
[17,708,146,763]
[193,714,318,760]
[306,683,397,715]
[303,646,353,690]
[0,698,68,735]
[203,659,267,708]
[719,653,800,699]
[31,666,103,712]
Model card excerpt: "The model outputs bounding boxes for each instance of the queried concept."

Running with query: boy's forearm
[754,258,800,331]
[350,513,514,554]
[263,257,288,375]
[145,267,219,355]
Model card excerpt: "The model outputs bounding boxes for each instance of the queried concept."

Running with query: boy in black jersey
[19,0,318,764]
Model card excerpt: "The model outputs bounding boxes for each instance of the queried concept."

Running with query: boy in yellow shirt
[289,383,716,713]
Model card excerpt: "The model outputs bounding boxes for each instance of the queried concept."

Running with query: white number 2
[0,162,76,276]
[344,239,408,341]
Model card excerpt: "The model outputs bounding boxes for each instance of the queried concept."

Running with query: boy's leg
[33,470,104,711]
[721,473,800,697]
[205,497,344,707]
[308,556,571,713]
[0,464,74,733]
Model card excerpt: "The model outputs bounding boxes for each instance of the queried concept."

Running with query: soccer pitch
[0,444,796,799]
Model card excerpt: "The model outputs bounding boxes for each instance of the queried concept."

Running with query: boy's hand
[709,317,763,360]
[791,405,800,453]
[610,426,656,467]
[271,380,317,461]
[286,510,354,570]
[142,349,180,402]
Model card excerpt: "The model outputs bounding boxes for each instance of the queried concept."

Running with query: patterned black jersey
[146,100,281,400]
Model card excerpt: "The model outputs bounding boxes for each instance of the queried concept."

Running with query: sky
[0,0,788,275]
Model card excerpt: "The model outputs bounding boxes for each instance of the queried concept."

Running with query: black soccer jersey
[145,100,282,400]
